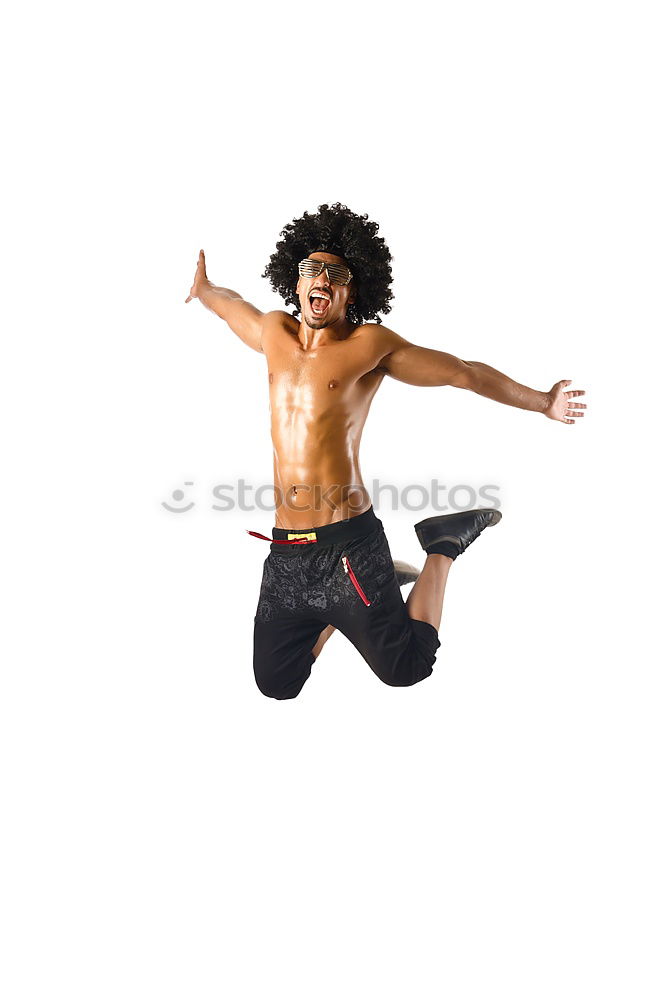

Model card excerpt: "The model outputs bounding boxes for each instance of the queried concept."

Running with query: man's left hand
[544,380,587,424]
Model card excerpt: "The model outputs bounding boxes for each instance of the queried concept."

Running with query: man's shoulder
[263,309,298,328]
[349,322,406,376]
[353,321,405,356]
[261,310,299,342]
[355,321,400,341]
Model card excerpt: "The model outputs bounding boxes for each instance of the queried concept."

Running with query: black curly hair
[263,203,394,325]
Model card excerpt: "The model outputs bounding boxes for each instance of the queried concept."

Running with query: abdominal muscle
[271,417,372,530]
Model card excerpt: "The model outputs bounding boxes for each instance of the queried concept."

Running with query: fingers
[553,381,587,423]
[187,250,205,302]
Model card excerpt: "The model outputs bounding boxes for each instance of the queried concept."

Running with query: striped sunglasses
[298,257,353,286]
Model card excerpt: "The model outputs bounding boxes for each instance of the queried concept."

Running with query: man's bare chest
[264,340,381,401]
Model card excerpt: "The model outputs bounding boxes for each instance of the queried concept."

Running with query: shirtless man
[186,203,587,699]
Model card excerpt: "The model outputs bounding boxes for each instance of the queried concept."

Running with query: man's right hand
[183,249,265,352]
[185,249,209,303]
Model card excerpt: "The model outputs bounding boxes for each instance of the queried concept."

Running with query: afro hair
[262,203,394,325]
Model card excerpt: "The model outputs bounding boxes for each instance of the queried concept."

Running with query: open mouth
[309,291,331,317]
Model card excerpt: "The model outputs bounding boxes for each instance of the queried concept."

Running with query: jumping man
[186,203,587,699]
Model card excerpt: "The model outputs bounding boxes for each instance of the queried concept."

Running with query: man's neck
[297,316,356,350]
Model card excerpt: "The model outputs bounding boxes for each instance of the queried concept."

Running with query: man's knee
[253,661,310,700]
[254,675,304,700]
[370,630,438,688]
[372,657,434,688]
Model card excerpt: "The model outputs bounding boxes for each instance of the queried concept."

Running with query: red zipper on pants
[342,555,371,606]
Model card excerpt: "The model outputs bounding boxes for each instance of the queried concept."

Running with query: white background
[2,1,661,997]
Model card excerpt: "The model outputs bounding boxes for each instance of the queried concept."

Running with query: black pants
[252,507,441,699]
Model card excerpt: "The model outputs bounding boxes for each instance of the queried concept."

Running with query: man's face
[296,251,356,330]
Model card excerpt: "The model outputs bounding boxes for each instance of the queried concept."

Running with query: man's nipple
[328,379,339,390]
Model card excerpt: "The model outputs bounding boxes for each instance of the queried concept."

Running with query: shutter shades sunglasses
[297,258,353,286]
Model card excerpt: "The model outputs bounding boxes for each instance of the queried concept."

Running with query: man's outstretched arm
[376,329,587,424]
[185,249,264,354]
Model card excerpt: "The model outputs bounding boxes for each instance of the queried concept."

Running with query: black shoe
[414,508,502,557]
[393,559,421,587]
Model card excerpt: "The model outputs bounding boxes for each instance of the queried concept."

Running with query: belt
[247,506,381,549]
[247,530,317,545]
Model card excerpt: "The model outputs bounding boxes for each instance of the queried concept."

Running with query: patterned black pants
[252,507,441,699]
